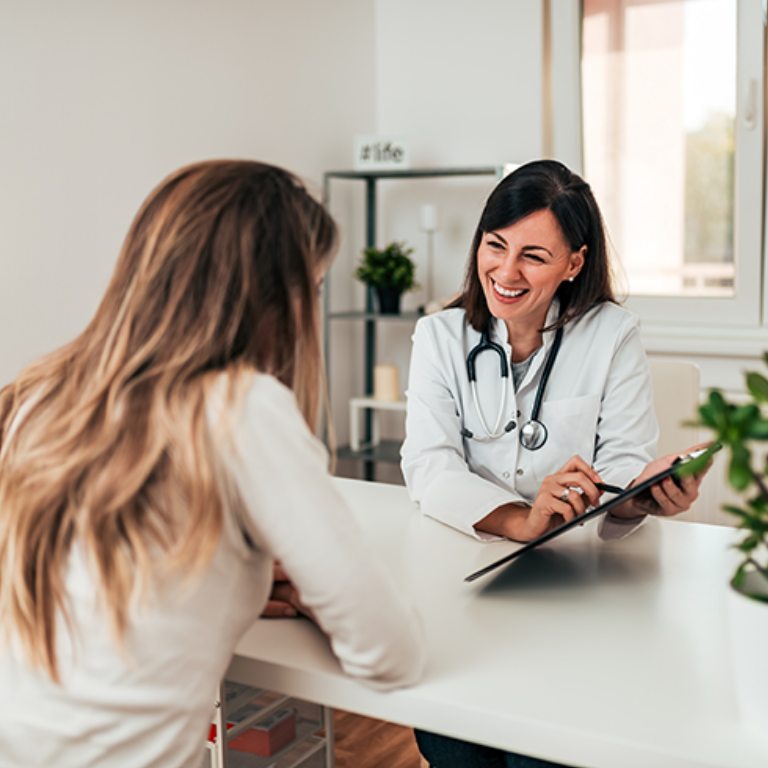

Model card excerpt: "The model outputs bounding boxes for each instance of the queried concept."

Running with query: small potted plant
[354,241,419,314]
[692,356,768,728]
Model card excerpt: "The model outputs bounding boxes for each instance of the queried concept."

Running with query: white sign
[353,135,410,171]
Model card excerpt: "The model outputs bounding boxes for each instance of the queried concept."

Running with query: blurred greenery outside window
[582,0,737,299]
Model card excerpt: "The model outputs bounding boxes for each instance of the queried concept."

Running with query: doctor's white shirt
[401,301,658,540]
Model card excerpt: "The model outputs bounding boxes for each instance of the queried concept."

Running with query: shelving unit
[323,167,503,480]
[347,396,408,460]
[206,680,333,768]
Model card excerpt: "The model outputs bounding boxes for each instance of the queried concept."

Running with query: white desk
[228,478,768,768]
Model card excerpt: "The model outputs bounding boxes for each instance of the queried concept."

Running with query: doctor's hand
[261,562,315,620]
[523,455,605,540]
[475,456,604,542]
[610,443,711,521]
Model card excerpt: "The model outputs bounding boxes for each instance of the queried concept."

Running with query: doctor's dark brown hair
[0,160,337,681]
[453,159,616,332]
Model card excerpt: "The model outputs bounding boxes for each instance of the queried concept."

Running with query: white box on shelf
[349,397,407,452]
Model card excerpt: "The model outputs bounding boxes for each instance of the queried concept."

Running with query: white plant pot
[727,571,768,732]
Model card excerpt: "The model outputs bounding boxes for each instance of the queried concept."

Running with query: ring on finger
[559,488,570,502]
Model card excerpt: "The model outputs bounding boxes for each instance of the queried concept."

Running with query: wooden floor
[333,710,426,768]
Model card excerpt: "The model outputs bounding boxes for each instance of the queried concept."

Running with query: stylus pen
[595,482,625,494]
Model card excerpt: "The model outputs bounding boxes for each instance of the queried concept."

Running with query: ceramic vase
[727,571,768,733]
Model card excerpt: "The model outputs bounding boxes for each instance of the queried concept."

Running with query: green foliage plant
[693,353,768,603]
[354,241,419,293]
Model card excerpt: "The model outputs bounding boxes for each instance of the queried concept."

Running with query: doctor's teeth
[494,284,525,298]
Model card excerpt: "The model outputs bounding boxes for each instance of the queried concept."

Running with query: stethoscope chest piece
[519,419,548,451]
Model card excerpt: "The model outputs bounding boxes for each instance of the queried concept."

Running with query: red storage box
[228,708,297,757]
[207,722,233,742]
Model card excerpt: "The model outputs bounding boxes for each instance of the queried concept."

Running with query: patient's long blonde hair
[0,160,337,681]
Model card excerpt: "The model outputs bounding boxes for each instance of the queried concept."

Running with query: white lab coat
[401,301,658,540]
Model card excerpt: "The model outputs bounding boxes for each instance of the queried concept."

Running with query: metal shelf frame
[212,681,334,768]
[322,166,504,480]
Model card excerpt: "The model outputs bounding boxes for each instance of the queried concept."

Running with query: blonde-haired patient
[0,161,424,768]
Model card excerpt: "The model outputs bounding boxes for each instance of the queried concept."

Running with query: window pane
[582,0,737,298]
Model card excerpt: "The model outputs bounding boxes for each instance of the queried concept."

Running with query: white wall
[327,0,546,481]
[0,0,376,387]
[372,0,544,303]
[374,0,544,166]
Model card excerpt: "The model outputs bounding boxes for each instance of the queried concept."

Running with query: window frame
[555,0,765,330]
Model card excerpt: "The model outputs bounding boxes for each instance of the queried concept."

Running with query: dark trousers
[415,730,572,768]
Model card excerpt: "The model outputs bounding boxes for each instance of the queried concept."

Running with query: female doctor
[401,160,707,767]
[401,159,705,546]
[402,161,701,768]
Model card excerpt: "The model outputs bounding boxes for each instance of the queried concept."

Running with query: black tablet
[464,446,719,583]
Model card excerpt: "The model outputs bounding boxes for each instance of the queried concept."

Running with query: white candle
[420,204,438,232]
[374,364,400,401]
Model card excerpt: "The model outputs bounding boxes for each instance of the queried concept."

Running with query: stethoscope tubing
[464,325,564,449]
[528,326,563,426]
[469,378,508,441]
[466,331,510,440]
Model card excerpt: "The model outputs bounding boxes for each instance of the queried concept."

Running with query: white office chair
[647,358,701,458]
[648,358,705,523]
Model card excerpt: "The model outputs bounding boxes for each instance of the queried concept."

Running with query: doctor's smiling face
[458,160,614,343]
[477,208,585,338]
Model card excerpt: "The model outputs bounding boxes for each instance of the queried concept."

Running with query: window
[580,0,764,327]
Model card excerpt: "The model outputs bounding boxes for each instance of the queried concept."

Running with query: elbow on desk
[341,647,426,692]
[333,612,426,691]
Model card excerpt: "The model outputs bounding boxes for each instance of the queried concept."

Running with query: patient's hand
[261,562,315,620]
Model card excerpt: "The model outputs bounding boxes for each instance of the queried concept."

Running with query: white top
[401,302,658,539]
[0,374,424,768]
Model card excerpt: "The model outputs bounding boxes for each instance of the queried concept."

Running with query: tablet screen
[464,447,718,583]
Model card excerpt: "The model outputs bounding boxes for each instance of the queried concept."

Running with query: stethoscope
[460,325,564,450]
